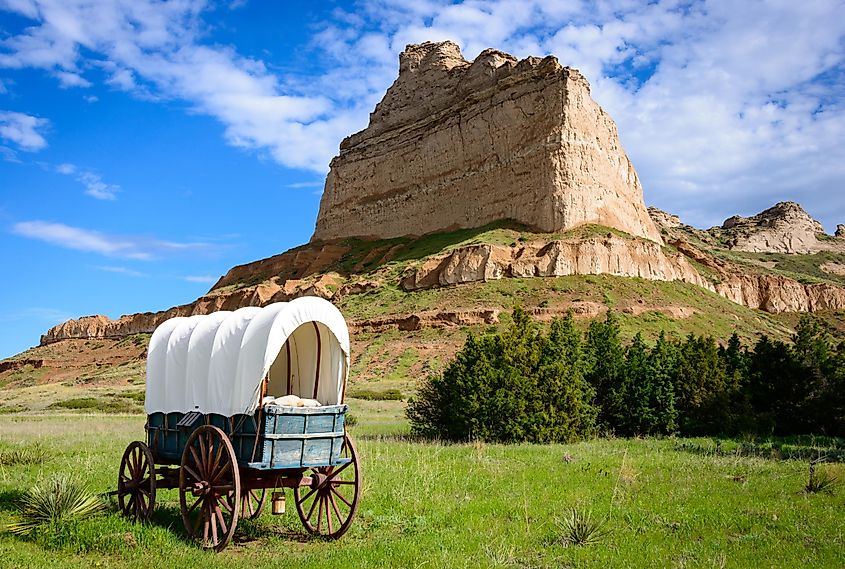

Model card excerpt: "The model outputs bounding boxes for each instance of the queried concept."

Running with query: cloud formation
[11,220,213,260]
[0,110,48,151]
[53,163,120,199]
[0,0,354,172]
[1,1,844,229]
[313,0,845,229]
[182,275,217,284]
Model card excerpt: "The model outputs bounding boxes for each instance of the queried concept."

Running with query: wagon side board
[145,404,348,471]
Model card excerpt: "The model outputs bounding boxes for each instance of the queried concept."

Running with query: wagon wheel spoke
[297,486,318,506]
[316,494,324,532]
[305,489,320,522]
[331,486,353,508]
[211,461,232,484]
[214,502,228,534]
[117,441,156,522]
[188,494,203,515]
[329,491,344,525]
[179,425,240,552]
[188,446,203,476]
[325,495,334,535]
[191,500,205,536]
[182,463,202,484]
[294,433,361,539]
[209,503,219,546]
[218,494,234,515]
[327,461,351,480]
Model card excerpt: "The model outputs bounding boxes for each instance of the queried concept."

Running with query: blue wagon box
[253,404,347,469]
[146,404,348,469]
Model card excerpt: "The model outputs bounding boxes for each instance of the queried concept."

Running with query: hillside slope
[5,220,845,414]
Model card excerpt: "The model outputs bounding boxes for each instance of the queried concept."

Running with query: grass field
[0,403,843,569]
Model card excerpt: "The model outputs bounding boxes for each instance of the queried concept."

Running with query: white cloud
[77,170,119,200]
[54,163,120,200]
[0,0,347,172]
[182,275,217,284]
[95,265,147,277]
[11,220,214,260]
[0,110,48,151]
[0,307,74,324]
[284,181,324,189]
[54,69,91,88]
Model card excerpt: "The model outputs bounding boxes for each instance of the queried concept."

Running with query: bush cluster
[406,309,845,442]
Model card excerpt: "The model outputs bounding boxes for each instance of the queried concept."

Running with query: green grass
[717,250,845,287]
[347,388,404,401]
[0,413,843,568]
[46,396,142,414]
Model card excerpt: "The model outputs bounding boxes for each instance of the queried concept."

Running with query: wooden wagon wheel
[227,487,267,520]
[294,433,361,539]
[117,441,156,522]
[179,425,241,552]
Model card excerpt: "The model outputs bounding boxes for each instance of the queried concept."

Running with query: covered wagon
[116,297,361,551]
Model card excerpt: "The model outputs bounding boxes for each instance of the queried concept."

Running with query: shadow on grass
[675,436,845,462]
[117,498,326,549]
[0,489,24,512]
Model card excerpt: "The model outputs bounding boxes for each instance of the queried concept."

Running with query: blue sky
[1,0,844,359]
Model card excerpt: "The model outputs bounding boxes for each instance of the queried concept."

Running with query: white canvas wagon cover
[144,297,350,416]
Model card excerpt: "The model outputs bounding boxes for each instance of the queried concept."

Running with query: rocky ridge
[40,224,845,345]
[313,41,662,244]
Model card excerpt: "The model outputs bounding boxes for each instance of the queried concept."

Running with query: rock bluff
[312,41,662,244]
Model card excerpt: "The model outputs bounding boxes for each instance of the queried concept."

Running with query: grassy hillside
[1,272,810,414]
[3,220,845,413]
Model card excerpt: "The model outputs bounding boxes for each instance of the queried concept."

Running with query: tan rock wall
[312,41,662,244]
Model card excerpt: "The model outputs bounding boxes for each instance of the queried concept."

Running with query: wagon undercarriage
[118,422,361,551]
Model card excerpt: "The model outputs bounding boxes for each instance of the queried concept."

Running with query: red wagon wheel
[294,433,361,539]
[228,487,267,520]
[117,441,156,522]
[179,425,240,552]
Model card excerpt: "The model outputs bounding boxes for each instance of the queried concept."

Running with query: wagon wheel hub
[190,480,211,496]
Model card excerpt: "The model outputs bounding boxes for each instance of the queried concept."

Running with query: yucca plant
[804,460,839,495]
[557,507,610,547]
[7,475,105,536]
[0,443,48,466]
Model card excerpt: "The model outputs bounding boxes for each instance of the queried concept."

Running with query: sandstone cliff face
[312,41,662,244]
[669,239,845,312]
[400,235,706,291]
[718,202,839,254]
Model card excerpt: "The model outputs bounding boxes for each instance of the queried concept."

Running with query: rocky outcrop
[350,309,501,332]
[719,202,834,254]
[213,242,349,290]
[313,41,662,244]
[0,358,43,373]
[648,207,682,230]
[670,239,845,312]
[401,235,706,291]
[836,224,845,238]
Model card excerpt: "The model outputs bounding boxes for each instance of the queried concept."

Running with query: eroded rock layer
[312,41,662,244]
